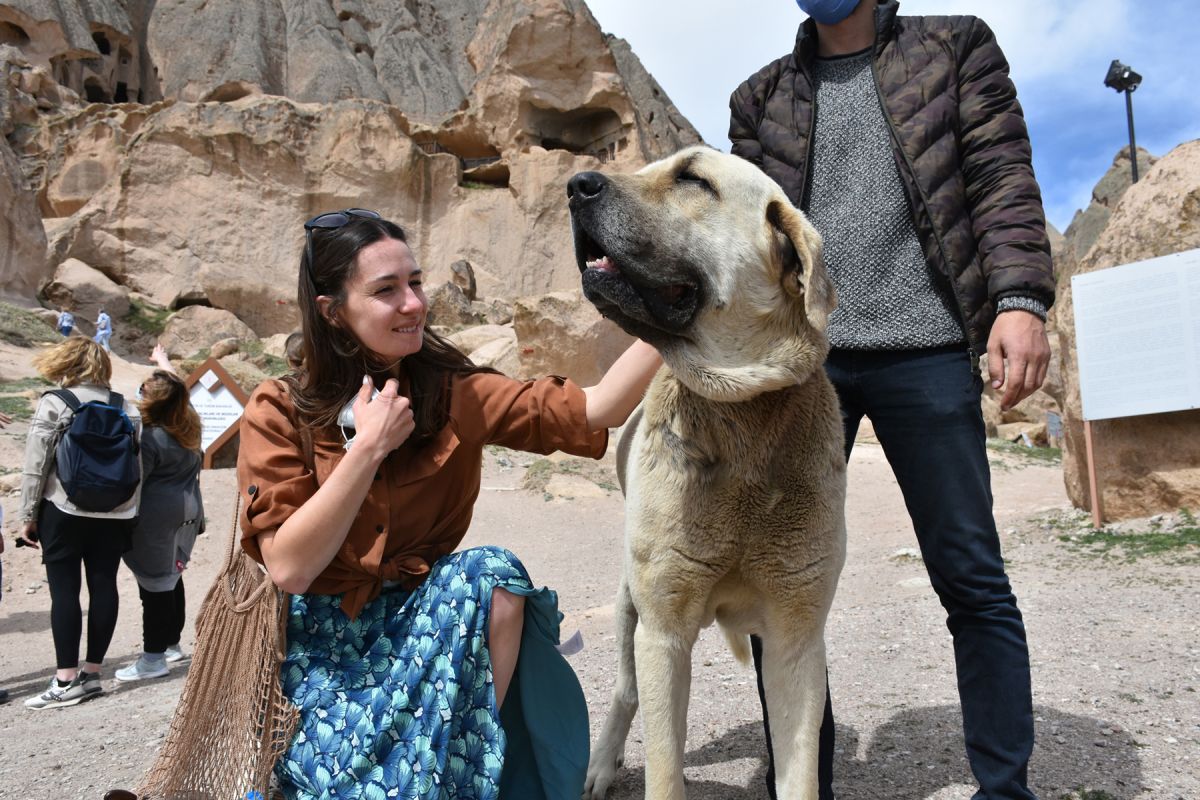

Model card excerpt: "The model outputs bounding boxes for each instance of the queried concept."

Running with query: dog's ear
[766,199,836,331]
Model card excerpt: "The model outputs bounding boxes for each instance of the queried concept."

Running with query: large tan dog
[567,146,847,800]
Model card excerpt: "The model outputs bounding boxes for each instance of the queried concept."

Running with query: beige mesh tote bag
[136,491,299,800]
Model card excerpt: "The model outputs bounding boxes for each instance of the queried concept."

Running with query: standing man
[730,1,1052,799]
[94,307,113,352]
[56,307,75,338]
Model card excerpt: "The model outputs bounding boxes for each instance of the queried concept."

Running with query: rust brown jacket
[238,375,606,619]
[729,0,1055,354]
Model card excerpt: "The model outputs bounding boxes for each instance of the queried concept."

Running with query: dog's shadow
[599,704,1143,799]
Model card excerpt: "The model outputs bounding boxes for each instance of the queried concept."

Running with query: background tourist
[18,338,142,709]
[116,367,204,681]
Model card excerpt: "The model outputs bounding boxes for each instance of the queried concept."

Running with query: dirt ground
[0,354,1196,800]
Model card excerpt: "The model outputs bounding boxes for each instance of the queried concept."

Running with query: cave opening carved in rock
[84,78,110,104]
[92,31,111,55]
[0,21,30,46]
[521,105,627,162]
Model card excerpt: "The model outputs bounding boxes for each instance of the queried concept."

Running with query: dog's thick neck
[660,323,829,402]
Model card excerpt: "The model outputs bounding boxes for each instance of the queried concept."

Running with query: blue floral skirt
[276,545,589,800]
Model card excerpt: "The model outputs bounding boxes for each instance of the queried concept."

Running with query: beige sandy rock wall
[0,132,44,301]
[0,0,701,378]
[0,0,700,158]
[0,0,146,104]
[0,45,52,301]
[1057,140,1200,520]
[25,94,645,336]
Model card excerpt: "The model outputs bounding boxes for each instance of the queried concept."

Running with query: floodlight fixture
[1103,60,1142,93]
[1103,59,1143,183]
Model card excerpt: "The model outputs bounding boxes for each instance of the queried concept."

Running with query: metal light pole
[1103,59,1143,183]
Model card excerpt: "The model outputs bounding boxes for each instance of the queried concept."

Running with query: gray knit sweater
[806,50,1043,351]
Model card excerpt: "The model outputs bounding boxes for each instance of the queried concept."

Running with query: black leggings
[45,552,122,669]
[38,500,128,670]
[139,579,186,654]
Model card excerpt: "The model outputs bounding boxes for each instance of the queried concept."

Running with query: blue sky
[585,0,1199,232]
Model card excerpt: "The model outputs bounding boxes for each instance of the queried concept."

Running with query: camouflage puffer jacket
[729,0,1054,353]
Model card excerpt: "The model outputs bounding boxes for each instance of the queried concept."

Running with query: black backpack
[49,389,140,512]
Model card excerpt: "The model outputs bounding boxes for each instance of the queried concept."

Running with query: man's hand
[987,310,1050,411]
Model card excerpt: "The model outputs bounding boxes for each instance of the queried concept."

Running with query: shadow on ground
[0,607,51,635]
[0,649,191,704]
[601,704,1142,799]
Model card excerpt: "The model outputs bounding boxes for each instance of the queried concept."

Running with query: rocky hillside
[0,0,700,349]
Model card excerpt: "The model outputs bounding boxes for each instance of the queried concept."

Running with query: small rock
[889,547,922,562]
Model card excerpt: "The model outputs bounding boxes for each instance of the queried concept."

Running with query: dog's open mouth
[574,226,700,337]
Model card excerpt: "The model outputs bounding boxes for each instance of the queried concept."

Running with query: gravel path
[0,421,1196,799]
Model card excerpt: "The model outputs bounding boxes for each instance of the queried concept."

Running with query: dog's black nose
[567,171,608,201]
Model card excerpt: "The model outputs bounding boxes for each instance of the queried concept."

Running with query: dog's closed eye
[675,169,716,195]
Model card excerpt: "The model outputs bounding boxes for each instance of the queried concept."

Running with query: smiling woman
[316,237,428,365]
[227,209,662,799]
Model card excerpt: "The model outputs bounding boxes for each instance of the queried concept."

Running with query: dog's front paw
[582,751,624,800]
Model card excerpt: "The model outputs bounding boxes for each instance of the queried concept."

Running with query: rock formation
[1056,140,1200,520]
[0,131,44,301]
[1057,146,1158,282]
[512,290,633,386]
[0,0,701,384]
[0,45,51,301]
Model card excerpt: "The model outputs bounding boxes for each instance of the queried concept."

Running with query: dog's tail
[721,626,753,666]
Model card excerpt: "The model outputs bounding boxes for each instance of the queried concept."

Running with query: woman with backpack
[115,367,204,682]
[18,337,142,710]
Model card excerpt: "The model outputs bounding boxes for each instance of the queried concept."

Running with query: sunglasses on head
[303,208,382,288]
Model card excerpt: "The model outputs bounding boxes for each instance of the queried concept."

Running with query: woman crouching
[237,209,660,798]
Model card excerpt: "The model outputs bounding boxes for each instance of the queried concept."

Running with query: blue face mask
[796,0,861,25]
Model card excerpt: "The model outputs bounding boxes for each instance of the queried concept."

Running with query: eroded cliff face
[2,0,698,159]
[29,94,634,335]
[0,0,701,327]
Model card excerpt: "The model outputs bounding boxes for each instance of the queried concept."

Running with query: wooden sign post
[183,357,250,468]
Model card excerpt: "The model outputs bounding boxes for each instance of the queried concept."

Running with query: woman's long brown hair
[139,370,202,451]
[288,216,493,445]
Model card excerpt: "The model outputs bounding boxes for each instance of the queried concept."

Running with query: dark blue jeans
[754,346,1036,800]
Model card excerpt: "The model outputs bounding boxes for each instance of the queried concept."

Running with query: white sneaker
[163,644,186,663]
[114,656,169,682]
[77,670,104,697]
[24,676,90,709]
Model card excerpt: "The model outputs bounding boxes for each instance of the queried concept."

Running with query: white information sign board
[189,375,246,452]
[1072,248,1200,421]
